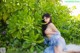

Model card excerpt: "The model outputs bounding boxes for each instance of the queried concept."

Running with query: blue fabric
[43,32,66,53]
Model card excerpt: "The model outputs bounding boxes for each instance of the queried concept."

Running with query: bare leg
[54,46,80,53]
[63,50,80,53]
[54,45,63,53]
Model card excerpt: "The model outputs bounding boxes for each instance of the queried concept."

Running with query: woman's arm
[44,23,59,35]
[45,30,56,35]
[49,23,58,32]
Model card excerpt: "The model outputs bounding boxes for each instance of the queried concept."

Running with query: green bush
[0,0,80,53]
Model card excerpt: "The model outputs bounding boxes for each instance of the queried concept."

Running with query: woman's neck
[46,22,51,25]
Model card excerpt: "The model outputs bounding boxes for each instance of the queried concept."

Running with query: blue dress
[43,31,67,53]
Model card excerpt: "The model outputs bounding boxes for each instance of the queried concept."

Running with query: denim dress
[43,31,67,53]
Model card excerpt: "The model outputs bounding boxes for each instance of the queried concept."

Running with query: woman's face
[44,17,50,24]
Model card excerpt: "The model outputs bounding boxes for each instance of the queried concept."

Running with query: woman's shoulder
[48,23,60,32]
[48,22,55,27]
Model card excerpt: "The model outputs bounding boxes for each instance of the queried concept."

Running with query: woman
[42,13,80,53]
[42,13,66,53]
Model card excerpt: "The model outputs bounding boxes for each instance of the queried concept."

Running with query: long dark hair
[42,13,52,37]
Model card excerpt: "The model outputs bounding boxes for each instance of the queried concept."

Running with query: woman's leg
[54,45,63,53]
[53,36,67,53]
[44,46,55,53]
